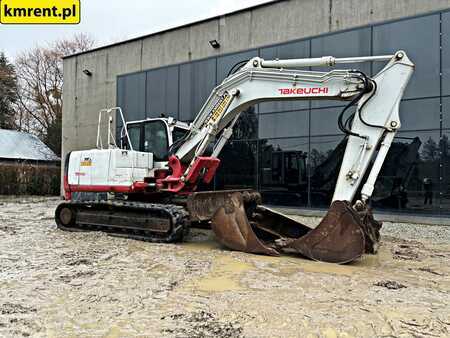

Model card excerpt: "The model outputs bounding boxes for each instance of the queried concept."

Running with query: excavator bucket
[210,193,382,264]
[211,192,279,256]
[272,201,366,264]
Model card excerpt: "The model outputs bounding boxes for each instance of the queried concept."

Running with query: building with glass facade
[63,1,450,218]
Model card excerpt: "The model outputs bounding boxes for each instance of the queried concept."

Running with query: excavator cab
[122,118,189,162]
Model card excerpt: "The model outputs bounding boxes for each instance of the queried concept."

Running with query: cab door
[142,120,170,162]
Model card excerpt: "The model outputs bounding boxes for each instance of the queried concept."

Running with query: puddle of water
[321,328,338,338]
[105,325,124,338]
[179,230,410,276]
[189,255,253,292]
[249,254,357,276]
[353,245,392,268]
[181,239,222,251]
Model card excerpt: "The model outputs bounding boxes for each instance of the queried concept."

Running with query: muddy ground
[0,197,449,338]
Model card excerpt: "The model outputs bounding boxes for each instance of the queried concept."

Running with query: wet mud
[0,197,449,337]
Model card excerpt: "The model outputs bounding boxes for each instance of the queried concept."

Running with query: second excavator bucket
[211,192,280,256]
[210,192,382,264]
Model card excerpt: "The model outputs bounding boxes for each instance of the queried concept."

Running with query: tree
[421,136,439,162]
[0,52,18,129]
[13,33,94,155]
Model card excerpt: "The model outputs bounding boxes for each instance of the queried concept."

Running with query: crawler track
[55,200,190,242]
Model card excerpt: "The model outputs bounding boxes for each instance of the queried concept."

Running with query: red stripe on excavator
[68,182,148,194]
[63,175,71,200]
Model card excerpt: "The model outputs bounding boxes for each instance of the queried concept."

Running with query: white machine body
[67,149,153,187]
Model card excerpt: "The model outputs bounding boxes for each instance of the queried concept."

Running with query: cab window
[144,121,169,161]
[172,127,188,144]
[126,125,141,150]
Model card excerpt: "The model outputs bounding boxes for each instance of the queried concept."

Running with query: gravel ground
[0,197,449,338]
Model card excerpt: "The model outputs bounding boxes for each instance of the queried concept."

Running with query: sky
[0,0,273,59]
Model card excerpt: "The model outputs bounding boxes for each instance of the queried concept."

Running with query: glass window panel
[372,131,440,214]
[440,12,450,96]
[146,66,179,119]
[179,58,216,122]
[259,137,309,207]
[309,135,347,207]
[442,96,450,130]
[116,127,122,146]
[172,127,188,144]
[310,98,439,138]
[440,130,450,215]
[117,72,146,122]
[126,125,141,151]
[259,110,309,139]
[373,14,440,99]
[143,121,169,161]
[399,98,440,131]
[231,106,258,140]
[116,120,123,137]
[259,41,310,113]
[311,28,371,108]
[310,107,343,136]
[215,140,257,190]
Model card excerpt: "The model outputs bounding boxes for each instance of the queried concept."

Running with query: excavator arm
[158,51,414,263]
[160,51,414,207]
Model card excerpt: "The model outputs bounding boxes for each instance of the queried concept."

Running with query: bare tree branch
[13,33,95,155]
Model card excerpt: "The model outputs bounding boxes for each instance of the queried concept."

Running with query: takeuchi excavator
[56,51,414,264]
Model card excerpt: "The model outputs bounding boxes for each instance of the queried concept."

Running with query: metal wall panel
[146,66,179,119]
[179,58,216,122]
[117,72,146,123]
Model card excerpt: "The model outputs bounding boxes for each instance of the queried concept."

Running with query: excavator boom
[152,51,413,263]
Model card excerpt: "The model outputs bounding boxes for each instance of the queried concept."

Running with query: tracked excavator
[56,50,414,264]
